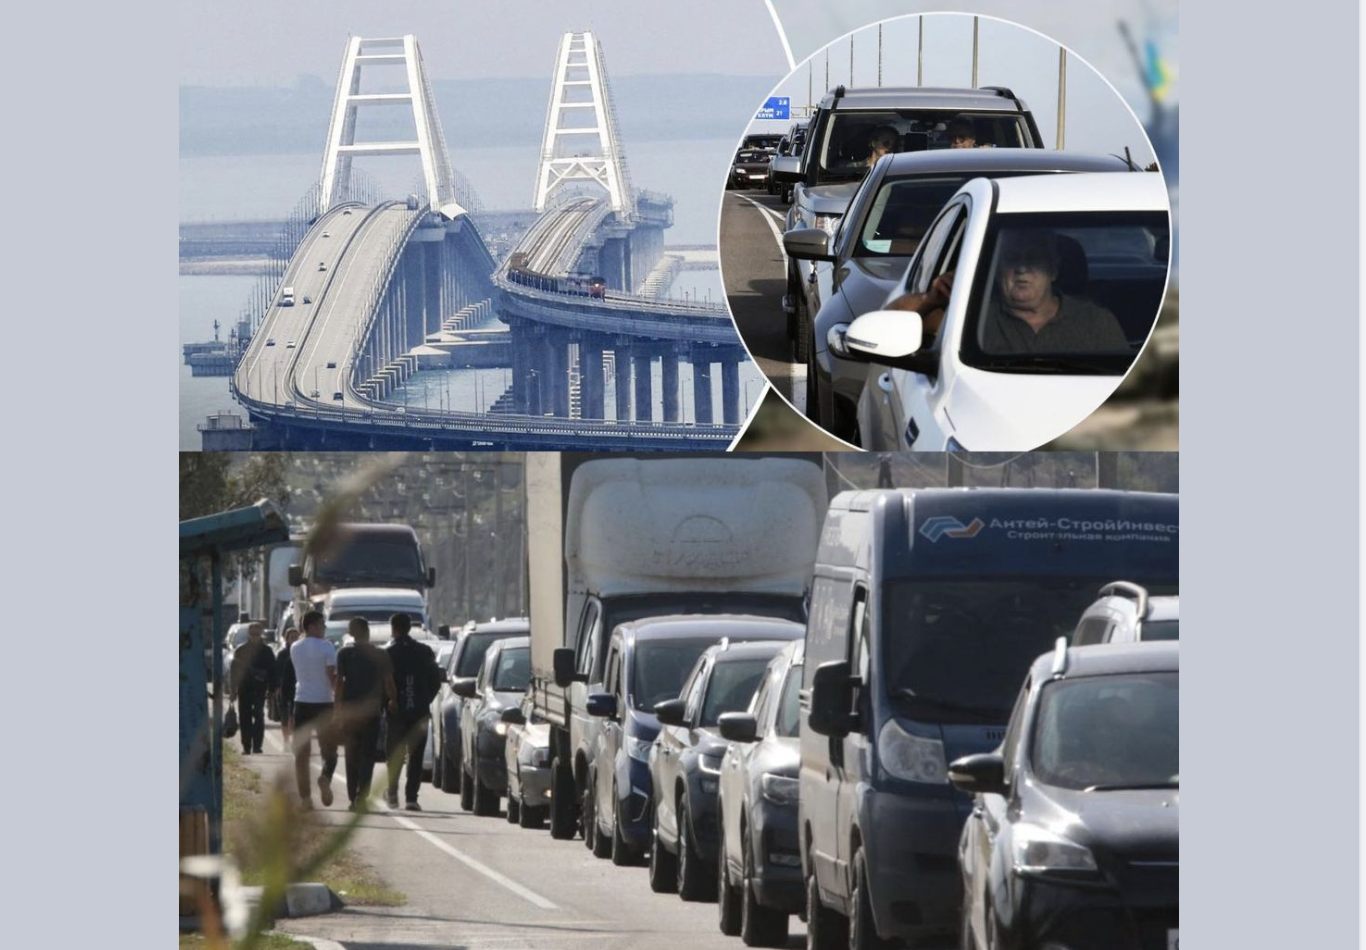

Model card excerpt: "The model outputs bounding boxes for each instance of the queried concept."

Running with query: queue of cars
[420,486,1178,950]
[759,83,1170,451]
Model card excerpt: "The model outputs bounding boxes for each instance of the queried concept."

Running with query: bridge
[224,32,748,450]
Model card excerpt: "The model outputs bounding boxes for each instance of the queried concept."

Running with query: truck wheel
[648,805,678,893]
[506,794,521,825]
[459,764,475,812]
[850,850,888,950]
[549,761,577,840]
[717,834,742,935]
[677,801,714,902]
[741,832,788,947]
[806,865,848,950]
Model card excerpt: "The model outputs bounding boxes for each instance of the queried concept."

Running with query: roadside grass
[181,934,312,950]
[224,745,405,907]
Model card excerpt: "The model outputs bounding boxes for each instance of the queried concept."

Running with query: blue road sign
[755,96,790,121]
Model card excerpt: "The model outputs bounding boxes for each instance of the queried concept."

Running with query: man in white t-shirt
[291,610,339,809]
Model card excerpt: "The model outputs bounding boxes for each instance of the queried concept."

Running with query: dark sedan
[453,635,531,816]
[783,149,1135,442]
[715,641,804,946]
[952,641,1178,950]
[648,635,803,901]
[729,149,775,190]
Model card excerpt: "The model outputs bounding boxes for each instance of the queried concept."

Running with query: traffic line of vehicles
[761,84,1170,451]
[418,456,1179,950]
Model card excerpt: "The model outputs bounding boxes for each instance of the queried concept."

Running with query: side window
[1001,678,1031,778]
[1075,617,1109,646]
[575,601,602,681]
[806,576,853,687]
[477,648,495,690]
[850,588,872,720]
[605,643,621,699]
[682,662,708,724]
[905,203,963,295]
[750,668,774,724]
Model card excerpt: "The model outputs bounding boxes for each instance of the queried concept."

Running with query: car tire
[520,801,545,829]
[648,805,678,893]
[440,744,460,794]
[806,864,849,950]
[549,760,577,840]
[806,345,822,423]
[506,793,521,825]
[581,771,596,850]
[850,850,888,950]
[741,831,789,947]
[459,764,475,812]
[473,770,498,817]
[584,771,612,857]
[793,295,811,364]
[611,787,639,866]
[677,800,714,902]
[717,830,742,935]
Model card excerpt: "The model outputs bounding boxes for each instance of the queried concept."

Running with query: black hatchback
[951,641,1178,950]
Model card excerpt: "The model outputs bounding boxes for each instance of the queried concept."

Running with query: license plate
[1168,930,1179,949]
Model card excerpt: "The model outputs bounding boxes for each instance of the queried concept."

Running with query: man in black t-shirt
[229,623,278,755]
[385,613,441,811]
[336,618,397,810]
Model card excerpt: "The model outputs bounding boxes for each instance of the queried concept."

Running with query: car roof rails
[833,85,847,99]
[979,85,1018,102]
[1099,581,1150,618]
[1050,636,1069,677]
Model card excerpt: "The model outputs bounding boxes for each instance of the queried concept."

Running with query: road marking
[735,193,788,230]
[260,723,559,912]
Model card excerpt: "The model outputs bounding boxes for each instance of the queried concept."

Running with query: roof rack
[1050,636,1069,677]
[1099,581,1150,618]
[979,85,1018,101]
[833,85,846,99]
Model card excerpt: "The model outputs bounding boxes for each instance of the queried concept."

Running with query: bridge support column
[580,337,605,421]
[424,242,443,337]
[721,358,741,426]
[661,350,680,422]
[549,335,571,418]
[633,350,653,423]
[612,347,631,421]
[693,354,714,425]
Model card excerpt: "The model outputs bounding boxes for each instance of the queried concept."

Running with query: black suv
[951,641,1178,950]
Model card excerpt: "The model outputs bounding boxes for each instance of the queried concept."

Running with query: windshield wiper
[893,689,999,722]
[973,356,1119,375]
[1083,781,1179,792]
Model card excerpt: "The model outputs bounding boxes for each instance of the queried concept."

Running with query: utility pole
[918,17,925,86]
[1057,48,1068,149]
[877,24,883,86]
[972,17,980,87]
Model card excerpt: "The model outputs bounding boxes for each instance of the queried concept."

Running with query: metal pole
[209,550,224,855]
[808,62,812,112]
[917,17,924,86]
[972,17,980,87]
[462,466,472,618]
[850,34,854,86]
[825,49,829,91]
[1056,48,1067,149]
[878,24,883,86]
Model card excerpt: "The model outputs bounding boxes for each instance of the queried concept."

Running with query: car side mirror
[586,692,618,719]
[288,565,303,587]
[500,706,527,725]
[427,567,437,587]
[844,310,924,362]
[654,698,687,727]
[770,154,802,183]
[948,752,1007,797]
[451,677,477,699]
[718,712,759,743]
[438,624,451,640]
[552,647,582,688]
[783,227,837,262]
[808,660,854,738]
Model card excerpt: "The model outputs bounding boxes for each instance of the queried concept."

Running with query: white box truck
[526,454,828,839]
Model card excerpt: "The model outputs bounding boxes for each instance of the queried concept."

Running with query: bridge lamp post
[528,369,542,416]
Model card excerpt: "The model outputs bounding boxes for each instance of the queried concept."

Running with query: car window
[456,632,504,677]
[700,658,772,726]
[575,601,602,681]
[1000,676,1031,776]
[492,647,531,691]
[1074,617,1111,646]
[1139,619,1179,642]
[857,177,966,258]
[681,658,708,723]
[632,638,719,712]
[774,666,803,738]
[904,202,964,296]
[816,110,1033,183]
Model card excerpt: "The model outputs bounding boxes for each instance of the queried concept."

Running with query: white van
[281,286,296,307]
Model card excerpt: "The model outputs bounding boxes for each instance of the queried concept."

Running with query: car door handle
[877,373,892,393]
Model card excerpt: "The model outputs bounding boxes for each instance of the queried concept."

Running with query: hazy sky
[178,0,789,85]
[748,14,1158,165]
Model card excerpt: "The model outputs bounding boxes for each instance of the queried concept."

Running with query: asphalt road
[246,722,798,950]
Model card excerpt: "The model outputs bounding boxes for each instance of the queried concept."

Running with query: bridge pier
[693,352,714,425]
[633,350,653,423]
[612,346,631,421]
[721,357,741,426]
[580,337,606,420]
[661,350,680,422]
[549,334,571,418]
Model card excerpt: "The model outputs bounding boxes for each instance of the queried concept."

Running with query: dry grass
[180,935,312,950]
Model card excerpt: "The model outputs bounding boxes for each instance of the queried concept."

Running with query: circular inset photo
[719,13,1171,451]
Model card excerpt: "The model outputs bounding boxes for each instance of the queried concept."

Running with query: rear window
[632,638,718,712]
[492,647,531,691]
[1140,620,1179,642]
[857,177,967,257]
[701,658,772,726]
[457,632,508,677]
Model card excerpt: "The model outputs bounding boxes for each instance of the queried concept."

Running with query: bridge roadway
[517,196,613,275]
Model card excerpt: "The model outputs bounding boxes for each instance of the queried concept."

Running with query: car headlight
[877,720,948,784]
[494,722,508,736]
[760,773,799,806]
[1011,824,1099,880]
[626,736,653,763]
[827,322,851,358]
[813,214,841,239]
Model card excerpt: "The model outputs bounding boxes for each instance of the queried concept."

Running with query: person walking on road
[336,618,397,811]
[229,622,277,755]
[292,610,339,809]
[275,626,300,745]
[384,613,442,811]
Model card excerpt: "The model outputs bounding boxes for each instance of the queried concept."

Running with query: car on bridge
[333,391,344,401]
[780,149,1134,441]
[318,262,328,271]
[327,361,337,369]
[266,338,275,347]
[729,149,775,190]
[303,295,312,304]
[286,341,296,349]
[322,231,331,238]
[844,172,1171,451]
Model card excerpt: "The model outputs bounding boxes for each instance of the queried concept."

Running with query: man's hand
[926,270,955,309]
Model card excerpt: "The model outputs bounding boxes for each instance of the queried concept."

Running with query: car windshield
[736,150,770,163]
[328,608,425,627]
[883,579,1165,723]
[774,666,803,738]
[457,632,514,677]
[1031,672,1179,790]
[701,658,772,726]
[632,638,719,711]
[962,212,1171,375]
[857,177,968,258]
[1141,620,1179,641]
[313,535,424,586]
[492,647,531,691]
[817,110,1033,181]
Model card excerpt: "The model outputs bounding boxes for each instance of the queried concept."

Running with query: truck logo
[919,516,985,542]
[656,515,742,568]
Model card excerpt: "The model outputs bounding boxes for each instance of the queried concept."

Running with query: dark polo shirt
[982,293,1129,355]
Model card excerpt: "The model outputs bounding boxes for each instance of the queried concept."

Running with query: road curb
[272,932,347,950]
[240,882,344,918]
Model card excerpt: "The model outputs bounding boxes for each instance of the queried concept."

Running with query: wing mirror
[769,154,802,183]
[500,706,527,725]
[586,692,619,719]
[783,227,836,262]
[552,647,583,688]
[717,712,759,743]
[288,565,303,587]
[654,698,687,727]
[948,753,1007,796]
[807,660,854,738]
[450,677,477,699]
[843,310,939,375]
